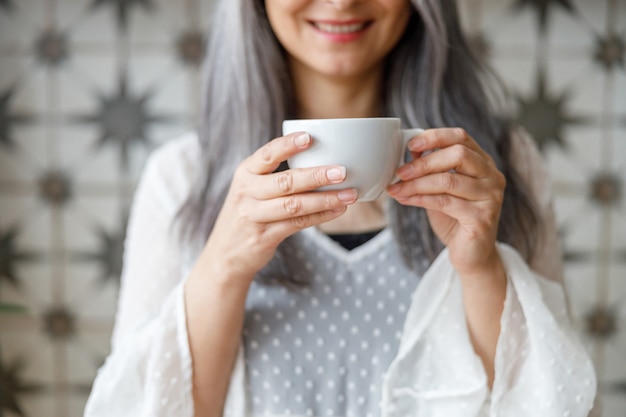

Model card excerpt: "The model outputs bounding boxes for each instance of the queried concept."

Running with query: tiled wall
[0,0,624,416]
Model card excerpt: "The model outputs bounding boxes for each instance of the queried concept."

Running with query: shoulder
[138,131,202,213]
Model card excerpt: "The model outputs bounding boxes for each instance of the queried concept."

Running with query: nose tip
[326,0,361,9]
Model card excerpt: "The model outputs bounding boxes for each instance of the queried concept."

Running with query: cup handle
[399,128,424,169]
[390,128,423,185]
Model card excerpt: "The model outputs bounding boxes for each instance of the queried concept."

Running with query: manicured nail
[387,183,401,194]
[408,137,425,151]
[326,166,346,182]
[338,189,358,202]
[295,133,310,148]
[397,164,413,178]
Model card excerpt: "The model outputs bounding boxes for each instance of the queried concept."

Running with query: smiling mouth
[311,21,372,35]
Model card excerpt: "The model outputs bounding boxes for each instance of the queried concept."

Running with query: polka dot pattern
[243,229,419,417]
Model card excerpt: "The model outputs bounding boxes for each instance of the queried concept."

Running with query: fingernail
[387,183,401,194]
[397,164,412,178]
[295,133,310,148]
[408,137,425,151]
[326,166,346,182]
[331,207,346,214]
[338,189,357,202]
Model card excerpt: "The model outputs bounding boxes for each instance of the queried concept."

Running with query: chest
[242,229,419,417]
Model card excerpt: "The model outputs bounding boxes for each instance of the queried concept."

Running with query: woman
[85,0,596,416]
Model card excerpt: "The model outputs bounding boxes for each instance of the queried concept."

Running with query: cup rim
[283,117,401,124]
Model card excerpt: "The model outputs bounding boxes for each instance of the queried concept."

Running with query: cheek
[384,3,412,40]
[265,2,306,51]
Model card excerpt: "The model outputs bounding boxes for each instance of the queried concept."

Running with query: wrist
[187,247,255,298]
[456,245,506,285]
[187,265,252,299]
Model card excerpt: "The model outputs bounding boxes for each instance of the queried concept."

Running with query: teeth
[314,22,367,34]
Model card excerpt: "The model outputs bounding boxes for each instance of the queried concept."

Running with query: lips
[311,21,371,34]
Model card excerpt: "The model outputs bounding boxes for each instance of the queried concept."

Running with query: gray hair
[178,0,539,282]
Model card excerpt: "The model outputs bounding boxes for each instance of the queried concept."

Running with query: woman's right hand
[197,131,358,285]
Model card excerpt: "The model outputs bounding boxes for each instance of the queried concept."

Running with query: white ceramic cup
[283,118,423,202]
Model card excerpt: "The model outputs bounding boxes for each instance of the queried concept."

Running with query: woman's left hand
[386,128,506,279]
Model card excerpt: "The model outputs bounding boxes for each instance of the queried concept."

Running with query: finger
[407,128,490,159]
[244,132,311,175]
[268,205,349,239]
[397,144,488,181]
[252,165,347,200]
[249,189,358,222]
[387,172,488,201]
[394,193,481,221]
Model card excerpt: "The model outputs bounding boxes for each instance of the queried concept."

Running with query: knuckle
[450,144,467,165]
[417,155,429,174]
[231,188,247,205]
[455,127,468,141]
[321,207,342,222]
[290,215,309,229]
[259,143,273,164]
[235,207,253,228]
[283,196,302,216]
[245,231,264,248]
[228,178,248,202]
[436,194,451,208]
[465,225,483,242]
[312,168,327,187]
[323,193,336,209]
[425,129,438,142]
[442,172,457,190]
[276,172,294,194]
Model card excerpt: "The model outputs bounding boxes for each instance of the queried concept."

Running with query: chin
[315,58,374,79]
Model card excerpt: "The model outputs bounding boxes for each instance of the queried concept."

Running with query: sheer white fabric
[84,131,596,417]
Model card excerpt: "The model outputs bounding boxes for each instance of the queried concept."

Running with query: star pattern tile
[42,306,77,341]
[0,0,623,416]
[513,0,576,32]
[585,305,618,340]
[562,247,594,263]
[73,213,128,287]
[91,0,155,30]
[0,88,33,150]
[515,69,587,150]
[0,226,40,288]
[589,172,622,206]
[0,356,46,417]
[594,33,625,71]
[176,31,206,67]
[34,29,69,67]
[72,76,173,168]
[37,170,73,206]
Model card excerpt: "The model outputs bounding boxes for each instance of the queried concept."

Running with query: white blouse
[84,131,596,417]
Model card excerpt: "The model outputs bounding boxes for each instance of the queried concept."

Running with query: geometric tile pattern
[514,0,576,31]
[0,0,209,415]
[0,0,624,416]
[460,1,625,415]
[91,0,155,30]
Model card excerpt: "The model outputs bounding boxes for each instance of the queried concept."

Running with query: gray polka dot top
[243,227,422,417]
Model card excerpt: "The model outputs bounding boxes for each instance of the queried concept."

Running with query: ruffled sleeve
[84,134,200,417]
[380,130,596,416]
[380,244,596,417]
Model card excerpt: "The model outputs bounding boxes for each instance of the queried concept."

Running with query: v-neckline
[301,226,393,265]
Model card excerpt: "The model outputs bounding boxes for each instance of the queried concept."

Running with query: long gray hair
[178,0,539,281]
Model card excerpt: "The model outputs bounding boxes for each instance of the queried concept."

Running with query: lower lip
[310,23,370,43]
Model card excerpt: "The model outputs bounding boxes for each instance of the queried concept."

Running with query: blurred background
[0,0,624,416]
